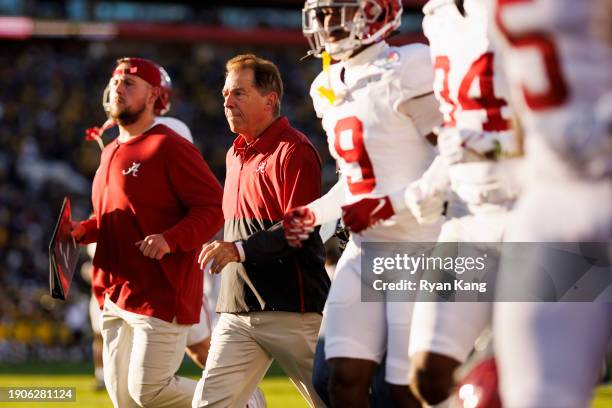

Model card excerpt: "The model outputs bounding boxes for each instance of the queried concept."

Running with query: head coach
[193,54,330,408]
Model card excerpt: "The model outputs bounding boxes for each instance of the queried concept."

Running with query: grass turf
[0,360,309,408]
[0,361,609,407]
[0,375,310,408]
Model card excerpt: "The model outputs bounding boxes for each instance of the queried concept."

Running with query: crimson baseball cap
[113,57,162,87]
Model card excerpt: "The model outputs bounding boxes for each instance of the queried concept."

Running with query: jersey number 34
[434,52,510,132]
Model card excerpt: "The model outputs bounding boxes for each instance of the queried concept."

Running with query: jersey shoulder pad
[393,43,435,100]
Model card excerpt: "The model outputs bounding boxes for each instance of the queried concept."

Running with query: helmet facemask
[302,0,401,61]
[303,1,363,60]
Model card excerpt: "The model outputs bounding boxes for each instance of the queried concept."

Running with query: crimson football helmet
[454,357,502,408]
[302,0,402,60]
[102,63,172,116]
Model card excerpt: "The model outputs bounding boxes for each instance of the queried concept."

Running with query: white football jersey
[489,0,612,178]
[310,41,439,241]
[423,0,517,153]
[423,0,521,204]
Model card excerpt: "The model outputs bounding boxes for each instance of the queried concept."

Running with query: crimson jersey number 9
[334,116,376,195]
[495,0,568,110]
[434,52,510,132]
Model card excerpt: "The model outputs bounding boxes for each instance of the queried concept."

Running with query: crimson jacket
[80,124,223,324]
[217,116,330,314]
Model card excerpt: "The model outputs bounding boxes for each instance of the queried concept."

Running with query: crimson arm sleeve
[162,138,224,252]
[79,217,99,244]
[281,142,322,212]
[242,142,322,261]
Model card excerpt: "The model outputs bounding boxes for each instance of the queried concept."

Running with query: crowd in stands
[0,38,336,362]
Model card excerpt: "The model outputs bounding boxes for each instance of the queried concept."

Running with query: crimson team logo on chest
[332,116,377,195]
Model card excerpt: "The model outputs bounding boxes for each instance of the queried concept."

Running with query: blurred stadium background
[0,0,610,406]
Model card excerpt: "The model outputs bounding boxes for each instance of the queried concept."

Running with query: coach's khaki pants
[192,311,324,408]
[101,297,197,408]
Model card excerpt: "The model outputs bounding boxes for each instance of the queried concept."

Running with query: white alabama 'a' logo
[255,160,266,174]
[122,162,141,177]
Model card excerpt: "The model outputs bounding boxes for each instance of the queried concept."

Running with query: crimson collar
[232,116,289,156]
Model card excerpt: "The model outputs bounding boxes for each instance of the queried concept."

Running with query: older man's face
[222,68,270,138]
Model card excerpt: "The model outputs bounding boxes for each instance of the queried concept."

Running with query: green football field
[0,361,309,408]
[0,361,610,407]
[0,375,309,408]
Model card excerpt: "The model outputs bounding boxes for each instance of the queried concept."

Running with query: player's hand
[405,182,445,225]
[70,221,86,242]
[135,234,171,260]
[341,196,394,233]
[437,127,486,165]
[198,240,240,274]
[283,207,316,248]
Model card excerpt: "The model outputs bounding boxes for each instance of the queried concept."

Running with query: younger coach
[72,57,223,408]
[195,54,329,408]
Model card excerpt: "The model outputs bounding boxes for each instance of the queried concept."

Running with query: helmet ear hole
[362,0,383,24]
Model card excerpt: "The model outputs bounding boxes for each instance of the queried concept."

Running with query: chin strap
[317,51,337,105]
[300,48,320,61]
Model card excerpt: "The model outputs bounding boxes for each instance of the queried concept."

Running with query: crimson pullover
[80,124,223,324]
[217,116,330,313]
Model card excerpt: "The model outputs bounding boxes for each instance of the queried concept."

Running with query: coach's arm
[199,141,323,274]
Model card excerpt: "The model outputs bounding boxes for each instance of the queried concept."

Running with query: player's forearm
[306,179,345,226]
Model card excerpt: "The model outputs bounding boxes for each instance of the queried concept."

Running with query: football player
[406,0,522,406]
[488,0,612,407]
[284,1,444,406]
